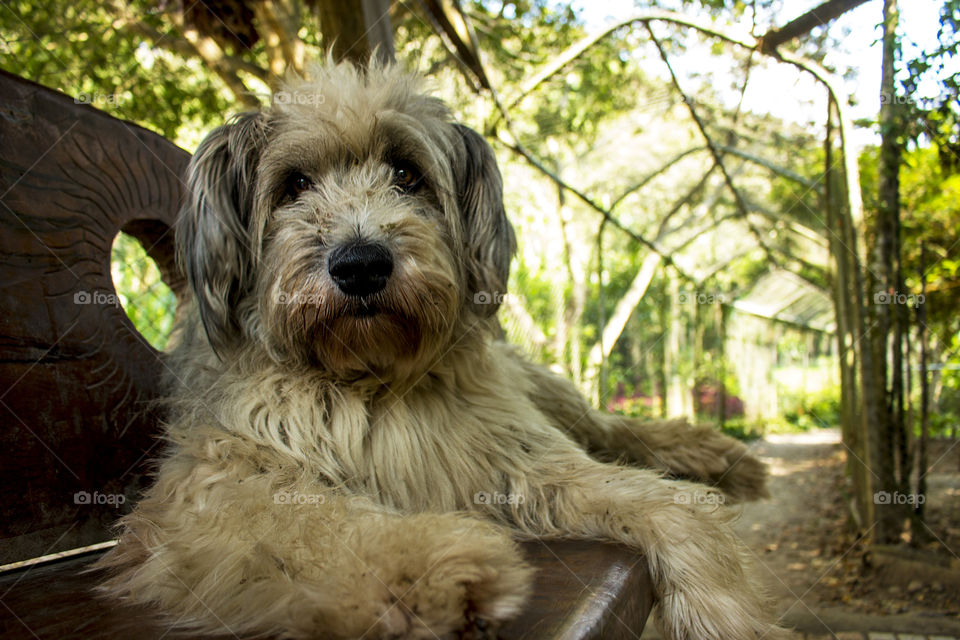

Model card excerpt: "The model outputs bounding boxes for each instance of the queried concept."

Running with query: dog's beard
[260,250,461,377]
[315,311,427,373]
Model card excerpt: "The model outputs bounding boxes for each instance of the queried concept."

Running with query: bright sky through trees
[570,0,949,147]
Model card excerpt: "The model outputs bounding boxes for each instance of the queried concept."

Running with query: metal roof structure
[730,269,835,332]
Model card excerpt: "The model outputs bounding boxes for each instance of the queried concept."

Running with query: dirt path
[734,430,851,615]
[643,429,960,638]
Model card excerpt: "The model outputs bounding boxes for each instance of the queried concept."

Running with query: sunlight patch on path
[766,429,842,446]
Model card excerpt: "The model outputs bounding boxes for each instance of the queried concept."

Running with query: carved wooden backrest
[0,70,188,564]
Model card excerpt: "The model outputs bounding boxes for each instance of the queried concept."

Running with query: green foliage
[110,233,177,351]
[466,1,650,156]
[900,147,960,297]
[716,418,764,442]
[933,331,960,437]
[610,396,660,421]
[780,385,841,431]
[766,144,827,235]
[900,0,960,169]
[861,143,960,350]
[0,0,234,145]
[591,271,670,403]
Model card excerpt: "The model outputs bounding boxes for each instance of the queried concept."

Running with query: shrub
[780,385,841,430]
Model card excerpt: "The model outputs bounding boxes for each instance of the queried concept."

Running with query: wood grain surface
[0,541,652,639]
[0,69,188,564]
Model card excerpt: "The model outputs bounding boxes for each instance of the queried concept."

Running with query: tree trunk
[914,245,931,540]
[664,273,693,417]
[596,220,609,400]
[716,301,728,429]
[250,1,306,78]
[826,94,872,531]
[656,290,668,419]
[316,0,394,65]
[693,294,705,417]
[867,0,905,543]
[555,187,588,383]
[586,253,661,403]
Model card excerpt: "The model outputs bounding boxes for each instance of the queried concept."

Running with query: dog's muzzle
[328,242,394,297]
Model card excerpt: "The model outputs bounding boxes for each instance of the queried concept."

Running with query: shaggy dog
[99,61,782,639]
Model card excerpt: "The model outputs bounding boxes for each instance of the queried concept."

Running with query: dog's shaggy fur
[99,61,784,639]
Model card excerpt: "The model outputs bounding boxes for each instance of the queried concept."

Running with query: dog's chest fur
[211,344,553,514]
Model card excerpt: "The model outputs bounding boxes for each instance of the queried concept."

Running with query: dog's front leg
[594,415,771,503]
[505,346,769,502]
[98,454,532,639]
[509,455,785,640]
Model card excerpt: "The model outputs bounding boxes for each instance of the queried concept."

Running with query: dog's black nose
[328,242,394,297]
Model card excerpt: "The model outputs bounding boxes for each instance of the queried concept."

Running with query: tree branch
[417,0,491,91]
[114,12,269,84]
[179,24,261,108]
[716,145,822,192]
[492,9,858,272]
[500,292,549,350]
[502,10,763,115]
[758,0,871,54]
[495,133,698,283]
[609,146,707,211]
[582,167,721,379]
[585,252,662,373]
[646,23,786,273]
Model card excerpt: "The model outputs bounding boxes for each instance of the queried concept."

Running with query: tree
[0,0,394,141]
[864,0,906,544]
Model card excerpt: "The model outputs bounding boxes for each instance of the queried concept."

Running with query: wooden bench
[0,69,653,639]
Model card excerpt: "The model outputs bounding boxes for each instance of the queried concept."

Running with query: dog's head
[178,62,515,379]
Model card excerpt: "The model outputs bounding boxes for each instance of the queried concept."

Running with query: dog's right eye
[283,172,313,200]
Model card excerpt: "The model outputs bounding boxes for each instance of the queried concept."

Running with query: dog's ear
[452,124,517,317]
[178,111,267,355]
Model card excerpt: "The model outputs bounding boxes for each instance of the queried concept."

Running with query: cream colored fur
[98,61,785,640]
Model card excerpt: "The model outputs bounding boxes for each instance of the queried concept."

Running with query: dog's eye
[284,172,313,200]
[392,163,422,192]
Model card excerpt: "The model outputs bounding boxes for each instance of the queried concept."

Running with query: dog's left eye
[284,172,313,200]
[392,163,422,192]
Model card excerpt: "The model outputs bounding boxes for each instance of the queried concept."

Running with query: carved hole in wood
[109,218,185,352]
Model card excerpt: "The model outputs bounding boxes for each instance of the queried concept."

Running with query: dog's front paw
[363,515,533,639]
[712,446,770,503]
[658,588,791,640]
[647,506,787,640]
[653,422,770,503]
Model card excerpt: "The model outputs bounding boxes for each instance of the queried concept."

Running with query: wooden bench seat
[0,68,653,639]
[0,541,652,639]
